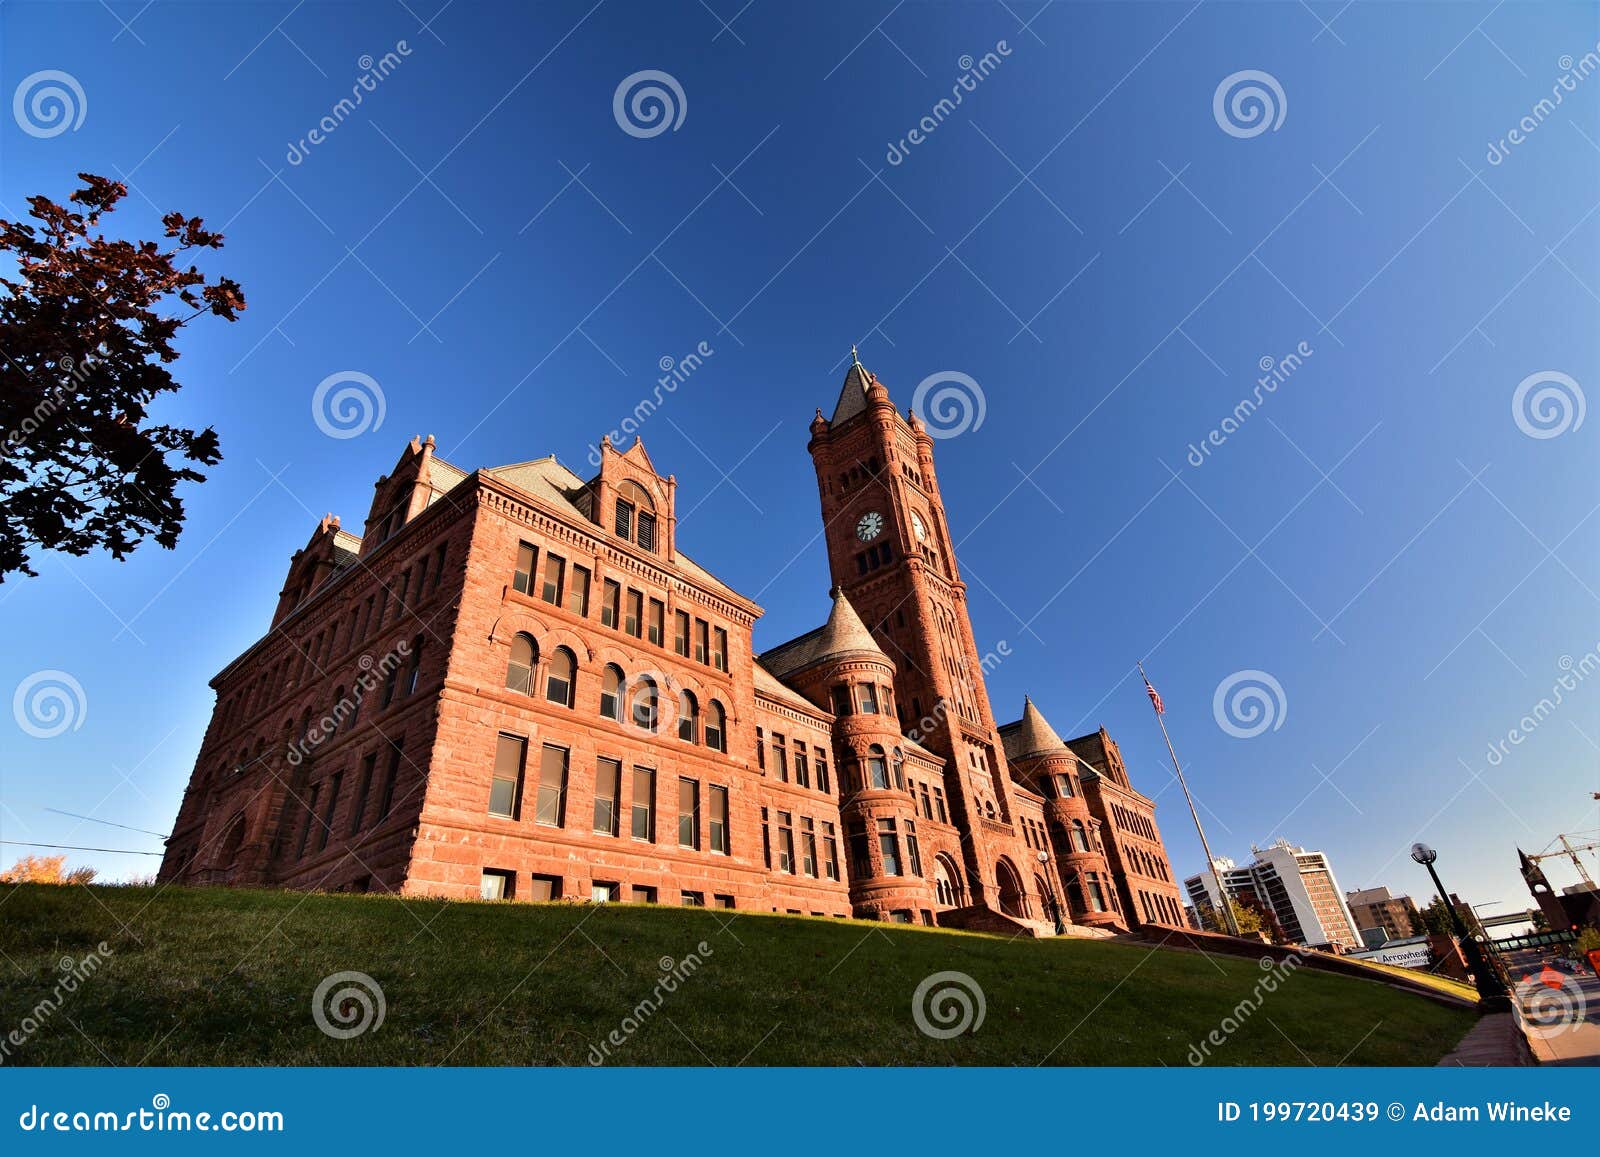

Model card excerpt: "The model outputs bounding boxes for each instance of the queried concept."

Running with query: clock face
[855,511,884,542]
[911,512,927,541]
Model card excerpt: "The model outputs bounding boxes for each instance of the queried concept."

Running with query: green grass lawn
[0,883,1476,1066]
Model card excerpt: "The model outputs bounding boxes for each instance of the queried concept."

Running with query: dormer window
[615,481,658,552]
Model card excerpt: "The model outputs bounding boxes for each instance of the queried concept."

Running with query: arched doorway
[217,812,248,869]
[995,857,1025,917]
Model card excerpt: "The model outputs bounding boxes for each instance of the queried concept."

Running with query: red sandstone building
[159,358,1186,934]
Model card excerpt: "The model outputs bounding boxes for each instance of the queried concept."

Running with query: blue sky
[2,0,1597,917]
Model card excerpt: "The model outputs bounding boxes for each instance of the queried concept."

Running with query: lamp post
[1037,850,1066,935]
[1410,842,1511,1010]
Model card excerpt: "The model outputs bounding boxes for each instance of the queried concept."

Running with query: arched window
[677,690,699,743]
[545,647,575,707]
[218,813,248,865]
[867,745,889,790]
[632,675,658,732]
[891,748,905,791]
[506,633,536,695]
[600,665,623,721]
[616,481,658,551]
[705,700,726,752]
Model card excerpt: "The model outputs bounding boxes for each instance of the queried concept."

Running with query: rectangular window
[755,728,765,771]
[1055,772,1075,797]
[594,757,621,836]
[592,881,618,903]
[296,784,321,860]
[709,785,728,854]
[678,777,700,849]
[801,816,818,878]
[349,752,376,835]
[624,589,643,637]
[480,869,515,900]
[377,740,402,819]
[404,636,423,696]
[541,553,564,604]
[528,874,561,901]
[432,542,445,591]
[694,619,709,664]
[681,891,705,907]
[823,822,839,880]
[878,818,902,876]
[919,784,933,820]
[614,501,633,540]
[567,565,590,616]
[631,766,655,841]
[906,819,923,877]
[316,771,342,852]
[793,742,810,789]
[536,744,568,827]
[673,610,690,656]
[859,684,879,714]
[777,811,795,874]
[933,786,947,823]
[847,819,871,878]
[761,807,771,868]
[773,734,788,782]
[648,599,665,646]
[830,685,852,716]
[714,894,735,909]
[637,511,656,551]
[631,885,657,904]
[816,752,830,795]
[490,734,526,819]
[712,627,727,671]
[601,579,621,628]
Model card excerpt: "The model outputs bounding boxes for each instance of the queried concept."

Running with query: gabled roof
[481,454,748,608]
[997,696,1068,761]
[758,587,887,678]
[752,658,830,719]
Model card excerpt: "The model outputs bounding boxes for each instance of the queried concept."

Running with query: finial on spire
[850,343,861,367]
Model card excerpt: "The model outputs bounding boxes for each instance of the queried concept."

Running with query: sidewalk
[1503,946,1600,1067]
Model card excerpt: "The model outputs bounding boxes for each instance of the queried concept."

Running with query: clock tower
[807,352,1036,913]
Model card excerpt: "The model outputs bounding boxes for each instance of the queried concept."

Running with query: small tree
[0,173,244,579]
[1199,898,1265,937]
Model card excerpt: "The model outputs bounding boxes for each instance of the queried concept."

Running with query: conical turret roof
[999,695,1070,761]
[756,587,889,678]
[831,348,876,424]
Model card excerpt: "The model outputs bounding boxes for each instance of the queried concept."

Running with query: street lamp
[1037,850,1066,935]
[1410,842,1511,1010]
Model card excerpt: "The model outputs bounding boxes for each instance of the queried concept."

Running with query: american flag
[1142,671,1164,715]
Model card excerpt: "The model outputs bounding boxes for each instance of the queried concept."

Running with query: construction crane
[1527,833,1600,888]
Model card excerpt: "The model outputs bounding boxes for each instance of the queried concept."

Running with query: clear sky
[2,1,1597,917]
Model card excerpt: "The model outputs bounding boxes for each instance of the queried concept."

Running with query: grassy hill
[0,883,1476,1066]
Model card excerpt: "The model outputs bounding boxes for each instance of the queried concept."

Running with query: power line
[1,840,162,856]
[43,808,169,839]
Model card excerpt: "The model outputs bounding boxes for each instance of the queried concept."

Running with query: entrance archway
[995,857,1025,917]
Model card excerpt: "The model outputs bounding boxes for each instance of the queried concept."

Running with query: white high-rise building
[1183,839,1363,951]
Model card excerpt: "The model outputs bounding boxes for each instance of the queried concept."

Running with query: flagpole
[1139,661,1240,937]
